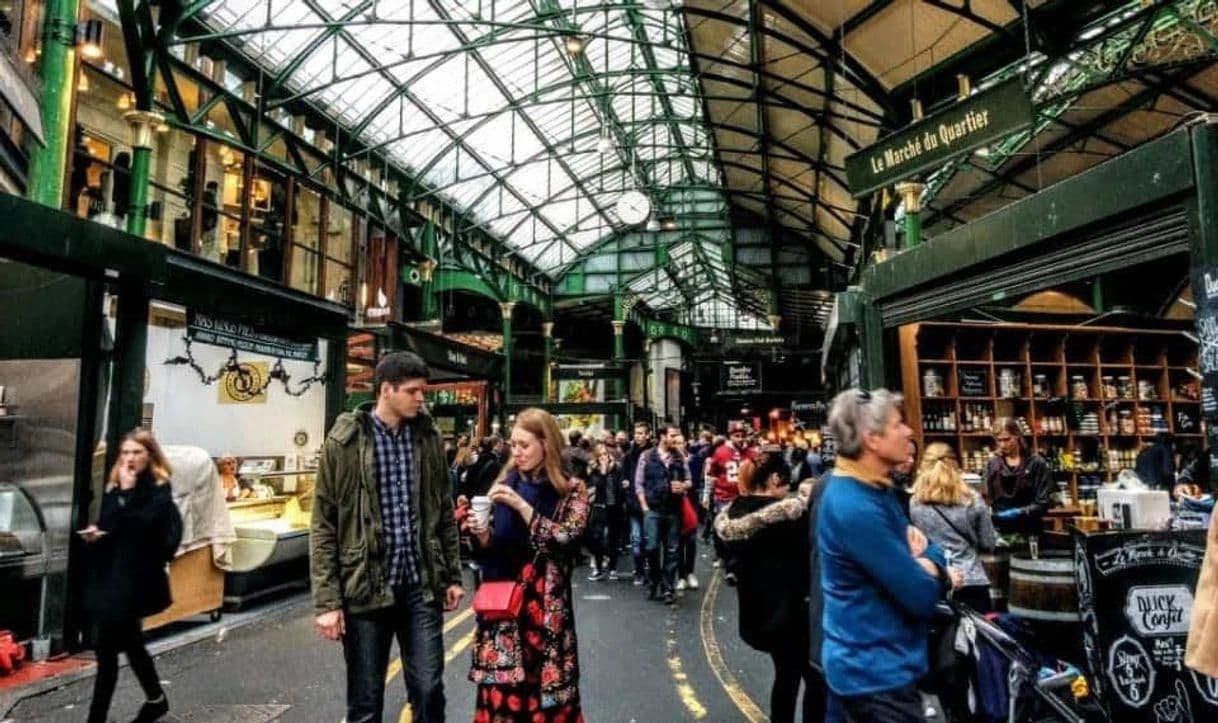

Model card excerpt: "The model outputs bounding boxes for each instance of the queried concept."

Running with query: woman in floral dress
[465,407,589,722]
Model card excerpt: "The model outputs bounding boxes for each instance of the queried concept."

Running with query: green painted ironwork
[125,145,152,236]
[25,0,79,208]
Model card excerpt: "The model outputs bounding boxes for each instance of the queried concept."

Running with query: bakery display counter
[223,472,313,609]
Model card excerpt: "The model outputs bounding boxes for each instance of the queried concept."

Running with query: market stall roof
[119,0,1218,329]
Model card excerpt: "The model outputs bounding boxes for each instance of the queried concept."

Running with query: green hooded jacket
[310,403,462,615]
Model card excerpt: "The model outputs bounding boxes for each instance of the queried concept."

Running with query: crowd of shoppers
[86,354,1071,723]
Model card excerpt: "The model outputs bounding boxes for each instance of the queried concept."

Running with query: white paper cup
[470,496,492,527]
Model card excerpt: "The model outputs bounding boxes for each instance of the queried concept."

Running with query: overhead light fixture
[77,19,104,60]
[660,217,678,231]
[564,33,587,57]
[596,133,614,156]
[116,92,131,110]
[646,216,661,232]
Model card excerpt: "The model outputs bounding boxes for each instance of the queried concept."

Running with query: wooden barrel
[1008,551,1079,623]
[1008,551,1083,663]
[980,549,1010,612]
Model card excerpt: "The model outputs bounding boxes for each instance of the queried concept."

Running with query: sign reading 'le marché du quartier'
[844,77,1035,198]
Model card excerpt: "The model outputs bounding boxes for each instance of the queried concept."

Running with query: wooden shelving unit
[900,322,1201,503]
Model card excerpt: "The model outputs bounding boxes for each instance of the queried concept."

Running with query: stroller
[930,601,1104,723]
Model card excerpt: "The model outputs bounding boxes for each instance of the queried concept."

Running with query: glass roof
[189,0,726,274]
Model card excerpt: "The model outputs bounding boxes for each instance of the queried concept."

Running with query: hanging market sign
[720,361,762,392]
[187,311,319,361]
[392,324,502,380]
[643,319,699,346]
[554,363,626,381]
[844,78,1035,197]
[723,332,797,350]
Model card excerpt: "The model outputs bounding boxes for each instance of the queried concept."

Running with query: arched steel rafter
[351,66,871,173]
[508,155,850,265]
[264,0,375,95]
[683,1,895,119]
[427,0,619,254]
[297,0,575,254]
[179,4,884,123]
[248,25,885,133]
[419,116,849,215]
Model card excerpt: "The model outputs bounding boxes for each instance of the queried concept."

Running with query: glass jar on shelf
[922,368,944,398]
[1071,375,1088,400]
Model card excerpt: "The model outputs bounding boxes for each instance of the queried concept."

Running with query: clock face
[615,191,652,226]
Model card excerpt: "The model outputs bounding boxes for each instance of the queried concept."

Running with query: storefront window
[203,140,244,268]
[325,204,354,305]
[248,164,288,282]
[0,256,91,653]
[150,128,196,249]
[290,184,321,294]
[136,301,327,612]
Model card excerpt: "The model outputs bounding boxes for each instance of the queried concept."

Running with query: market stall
[347,323,500,439]
[818,118,1218,718]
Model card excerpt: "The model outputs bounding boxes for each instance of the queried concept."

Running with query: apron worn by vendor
[985,454,1054,535]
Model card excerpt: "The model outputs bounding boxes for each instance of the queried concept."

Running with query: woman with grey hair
[816,388,954,722]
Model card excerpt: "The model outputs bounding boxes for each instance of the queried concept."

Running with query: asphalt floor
[9,548,797,722]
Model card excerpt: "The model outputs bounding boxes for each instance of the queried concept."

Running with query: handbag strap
[931,503,976,549]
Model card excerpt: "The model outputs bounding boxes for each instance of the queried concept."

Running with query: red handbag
[680,494,699,536]
[471,580,525,622]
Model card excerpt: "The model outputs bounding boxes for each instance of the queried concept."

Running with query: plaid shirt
[371,413,421,587]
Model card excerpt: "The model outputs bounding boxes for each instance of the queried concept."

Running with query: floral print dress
[470,481,589,723]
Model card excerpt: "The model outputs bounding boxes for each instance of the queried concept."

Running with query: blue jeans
[826,683,922,723]
[644,509,681,593]
[629,512,645,576]
[342,584,445,723]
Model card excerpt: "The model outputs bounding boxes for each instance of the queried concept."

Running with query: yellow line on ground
[384,605,474,685]
[445,605,475,633]
[666,598,708,719]
[700,571,768,723]
[395,624,477,723]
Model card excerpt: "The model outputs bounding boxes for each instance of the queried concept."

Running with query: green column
[611,320,625,400]
[500,301,515,415]
[26,0,79,207]
[896,182,925,249]
[541,322,554,403]
[123,111,162,237]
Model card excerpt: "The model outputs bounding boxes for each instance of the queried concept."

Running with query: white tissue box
[1097,488,1171,530]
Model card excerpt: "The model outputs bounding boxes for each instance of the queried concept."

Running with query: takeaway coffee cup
[470,496,492,527]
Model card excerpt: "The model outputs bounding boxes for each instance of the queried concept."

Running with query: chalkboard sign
[1074,530,1218,723]
[721,361,762,392]
[958,367,989,397]
[1192,264,1218,420]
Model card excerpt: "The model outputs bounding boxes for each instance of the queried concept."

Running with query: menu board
[1192,264,1218,420]
[958,367,988,397]
[1074,530,1218,722]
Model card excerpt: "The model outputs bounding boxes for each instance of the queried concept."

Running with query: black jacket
[460,454,501,499]
[86,475,183,622]
[715,494,810,653]
[589,463,624,509]
[621,442,651,515]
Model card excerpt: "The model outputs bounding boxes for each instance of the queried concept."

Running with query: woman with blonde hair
[83,429,183,723]
[464,408,589,721]
[909,442,997,613]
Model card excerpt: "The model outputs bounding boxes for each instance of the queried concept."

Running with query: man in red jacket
[706,421,757,583]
